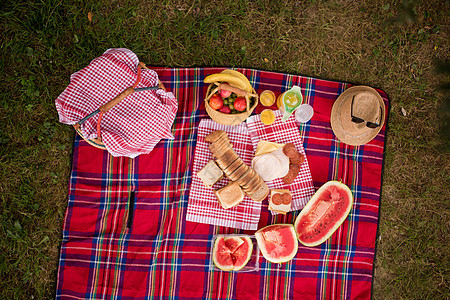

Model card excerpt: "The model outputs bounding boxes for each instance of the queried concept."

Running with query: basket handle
[95,64,143,139]
[99,87,135,113]
[95,86,135,139]
[94,65,167,140]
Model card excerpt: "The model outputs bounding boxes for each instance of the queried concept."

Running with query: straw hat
[330,86,385,146]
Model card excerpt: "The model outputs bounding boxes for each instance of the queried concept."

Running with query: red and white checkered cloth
[55,48,178,158]
[187,112,315,230]
[186,120,261,230]
[246,110,315,212]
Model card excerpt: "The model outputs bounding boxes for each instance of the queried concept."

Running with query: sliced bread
[205,130,228,143]
[246,180,269,202]
[214,181,244,209]
[197,160,224,188]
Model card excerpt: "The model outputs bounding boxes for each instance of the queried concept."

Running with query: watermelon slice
[231,237,252,271]
[224,236,244,253]
[294,180,353,247]
[212,235,253,271]
[212,237,234,271]
[255,224,298,264]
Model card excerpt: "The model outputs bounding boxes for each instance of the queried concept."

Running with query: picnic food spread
[204,130,269,202]
[55,52,388,298]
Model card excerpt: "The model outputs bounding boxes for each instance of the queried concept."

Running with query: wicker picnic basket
[204,83,258,126]
[73,63,166,150]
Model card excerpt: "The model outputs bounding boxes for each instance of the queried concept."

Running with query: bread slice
[246,180,269,202]
[242,170,264,191]
[223,158,244,176]
[235,167,257,187]
[215,147,238,162]
[242,175,264,195]
[268,189,292,214]
[205,130,228,143]
[209,137,233,157]
[214,182,244,209]
[227,162,249,182]
[197,160,224,188]
[240,172,261,192]
[215,150,239,170]
[216,156,238,172]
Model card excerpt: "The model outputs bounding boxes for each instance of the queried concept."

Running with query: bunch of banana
[204,69,254,93]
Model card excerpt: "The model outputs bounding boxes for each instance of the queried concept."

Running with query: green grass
[1,0,449,298]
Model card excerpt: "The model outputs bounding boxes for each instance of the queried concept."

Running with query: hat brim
[330,86,386,146]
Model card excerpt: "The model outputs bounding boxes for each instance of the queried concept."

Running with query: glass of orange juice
[259,90,276,107]
[277,92,285,111]
[260,109,275,125]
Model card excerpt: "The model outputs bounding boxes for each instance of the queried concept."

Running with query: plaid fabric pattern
[56,67,389,299]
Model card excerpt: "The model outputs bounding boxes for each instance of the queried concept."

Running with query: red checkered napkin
[55,48,178,158]
[186,119,262,230]
[246,110,315,213]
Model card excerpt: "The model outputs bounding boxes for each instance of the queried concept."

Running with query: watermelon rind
[255,224,298,264]
[232,236,253,271]
[294,180,353,247]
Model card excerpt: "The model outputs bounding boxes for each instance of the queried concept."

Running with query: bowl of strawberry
[204,81,258,126]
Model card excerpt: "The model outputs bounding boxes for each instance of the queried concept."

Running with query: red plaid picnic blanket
[56,67,389,299]
[55,48,178,158]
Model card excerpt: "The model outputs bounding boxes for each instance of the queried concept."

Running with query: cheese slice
[255,140,285,156]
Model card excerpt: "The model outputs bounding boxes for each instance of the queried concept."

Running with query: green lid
[281,85,303,121]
